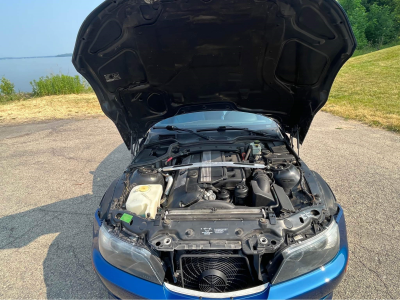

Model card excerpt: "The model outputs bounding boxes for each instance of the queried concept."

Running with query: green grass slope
[325,45,400,132]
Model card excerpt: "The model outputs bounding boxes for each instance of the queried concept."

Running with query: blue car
[73,0,355,298]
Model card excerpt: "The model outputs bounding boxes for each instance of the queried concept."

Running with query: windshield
[155,111,279,130]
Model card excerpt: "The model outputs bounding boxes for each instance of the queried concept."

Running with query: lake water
[0,57,80,92]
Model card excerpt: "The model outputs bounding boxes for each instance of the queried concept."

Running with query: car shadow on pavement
[0,143,130,299]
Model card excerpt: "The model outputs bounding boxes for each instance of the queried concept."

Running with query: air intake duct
[270,162,301,194]
[251,170,276,206]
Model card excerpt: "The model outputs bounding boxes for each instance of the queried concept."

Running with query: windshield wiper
[153,125,211,140]
[197,126,277,139]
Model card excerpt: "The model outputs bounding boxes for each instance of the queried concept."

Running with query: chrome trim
[164,282,269,298]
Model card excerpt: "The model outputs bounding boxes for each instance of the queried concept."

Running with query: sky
[0,0,102,57]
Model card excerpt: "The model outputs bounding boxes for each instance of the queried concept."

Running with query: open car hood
[73,0,356,148]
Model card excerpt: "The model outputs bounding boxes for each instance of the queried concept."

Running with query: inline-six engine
[164,141,306,212]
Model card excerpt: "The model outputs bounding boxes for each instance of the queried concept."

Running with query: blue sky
[0,0,102,57]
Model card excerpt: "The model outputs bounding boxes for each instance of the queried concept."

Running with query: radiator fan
[180,251,253,293]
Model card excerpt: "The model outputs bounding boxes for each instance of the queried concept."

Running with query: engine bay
[101,138,339,292]
[165,143,308,211]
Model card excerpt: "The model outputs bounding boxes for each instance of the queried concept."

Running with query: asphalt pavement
[0,112,399,299]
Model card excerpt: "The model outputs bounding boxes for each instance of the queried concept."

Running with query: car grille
[177,250,254,293]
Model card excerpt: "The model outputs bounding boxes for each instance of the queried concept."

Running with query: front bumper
[92,206,348,300]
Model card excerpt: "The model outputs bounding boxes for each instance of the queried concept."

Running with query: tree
[339,0,369,48]
[340,0,400,48]
[365,4,397,45]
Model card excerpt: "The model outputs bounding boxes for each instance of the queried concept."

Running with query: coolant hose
[164,175,173,196]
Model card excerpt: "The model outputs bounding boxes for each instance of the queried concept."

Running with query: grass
[0,92,31,104]
[324,45,400,133]
[0,94,102,124]
[353,40,400,57]
[0,74,98,124]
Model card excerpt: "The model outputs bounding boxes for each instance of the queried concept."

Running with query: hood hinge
[130,131,139,160]
[291,126,300,157]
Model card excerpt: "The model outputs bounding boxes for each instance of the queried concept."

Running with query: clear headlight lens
[272,220,340,284]
[99,224,165,284]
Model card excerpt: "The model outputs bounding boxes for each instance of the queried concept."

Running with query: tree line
[340,0,400,48]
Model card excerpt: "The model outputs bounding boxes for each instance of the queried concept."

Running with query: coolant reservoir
[126,185,163,219]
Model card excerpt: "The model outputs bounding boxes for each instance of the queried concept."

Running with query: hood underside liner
[73,0,356,148]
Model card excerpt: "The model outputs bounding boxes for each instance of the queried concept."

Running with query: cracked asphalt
[0,112,399,299]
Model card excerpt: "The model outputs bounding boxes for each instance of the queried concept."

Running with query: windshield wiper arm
[197,126,277,138]
[153,125,211,140]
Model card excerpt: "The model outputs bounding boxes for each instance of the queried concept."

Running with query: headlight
[99,224,165,284]
[272,220,340,284]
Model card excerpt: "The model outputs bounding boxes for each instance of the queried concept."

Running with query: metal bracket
[253,254,263,281]
[169,251,178,283]
[268,212,277,225]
